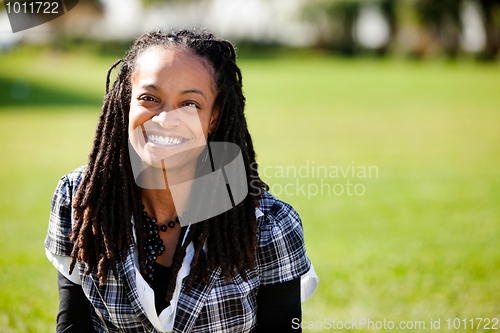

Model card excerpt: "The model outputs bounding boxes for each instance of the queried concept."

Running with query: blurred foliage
[304,0,353,54]
[139,0,202,6]
[48,35,133,57]
[2,0,499,61]
[414,0,462,58]
[477,0,500,60]
[233,39,320,60]
[303,0,400,55]
[9,35,320,62]
[413,0,500,60]
[302,0,500,60]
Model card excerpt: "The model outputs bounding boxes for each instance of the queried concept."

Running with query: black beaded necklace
[142,207,180,282]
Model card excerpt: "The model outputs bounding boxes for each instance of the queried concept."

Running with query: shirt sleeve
[57,272,95,333]
[256,199,311,287]
[256,276,301,332]
[45,173,82,284]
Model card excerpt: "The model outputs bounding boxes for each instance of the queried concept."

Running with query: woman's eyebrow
[182,89,207,101]
[139,84,206,101]
[141,83,159,91]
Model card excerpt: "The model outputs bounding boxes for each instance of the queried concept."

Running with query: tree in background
[414,0,500,60]
[303,0,499,60]
[303,0,397,56]
[477,0,500,60]
[414,0,464,58]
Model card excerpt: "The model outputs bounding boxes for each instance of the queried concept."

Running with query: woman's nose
[151,107,182,128]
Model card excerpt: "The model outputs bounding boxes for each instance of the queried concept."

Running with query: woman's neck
[140,164,196,223]
[141,188,177,222]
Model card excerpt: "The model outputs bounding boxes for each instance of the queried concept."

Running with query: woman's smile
[147,134,185,146]
[145,134,189,151]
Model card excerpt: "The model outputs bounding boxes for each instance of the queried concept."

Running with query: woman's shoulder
[60,165,87,188]
[256,189,302,233]
[255,190,311,285]
[45,166,87,257]
[53,165,87,200]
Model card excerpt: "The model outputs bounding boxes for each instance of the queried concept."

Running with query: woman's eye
[140,95,156,102]
[184,102,199,108]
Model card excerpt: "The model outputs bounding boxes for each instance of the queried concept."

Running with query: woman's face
[128,46,217,173]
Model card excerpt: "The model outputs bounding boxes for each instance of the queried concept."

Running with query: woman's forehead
[132,46,216,93]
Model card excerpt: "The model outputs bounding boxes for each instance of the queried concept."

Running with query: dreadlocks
[69,30,268,302]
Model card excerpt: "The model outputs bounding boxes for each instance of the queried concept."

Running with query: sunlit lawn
[0,48,499,332]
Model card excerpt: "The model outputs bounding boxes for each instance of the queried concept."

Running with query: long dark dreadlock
[69,30,268,302]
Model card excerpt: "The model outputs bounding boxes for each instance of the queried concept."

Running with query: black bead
[157,239,163,244]
[148,230,153,236]
[160,245,165,252]
[147,255,153,261]
[150,249,156,256]
[168,221,176,228]
[160,225,167,232]
[143,211,148,216]
[146,264,153,271]
[147,245,153,250]
[151,217,157,223]
[152,255,157,261]
[147,273,153,280]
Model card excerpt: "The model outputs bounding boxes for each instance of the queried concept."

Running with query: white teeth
[147,134,183,145]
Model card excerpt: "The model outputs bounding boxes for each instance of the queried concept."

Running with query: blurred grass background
[0,46,499,332]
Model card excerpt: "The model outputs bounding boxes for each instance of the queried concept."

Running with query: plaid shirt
[45,166,312,333]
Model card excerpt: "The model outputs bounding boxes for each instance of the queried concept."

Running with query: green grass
[1,48,499,332]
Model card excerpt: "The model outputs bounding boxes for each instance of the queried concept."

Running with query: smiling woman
[128,47,216,182]
[44,29,318,333]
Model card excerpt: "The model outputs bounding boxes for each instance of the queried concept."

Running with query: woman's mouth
[146,133,186,146]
